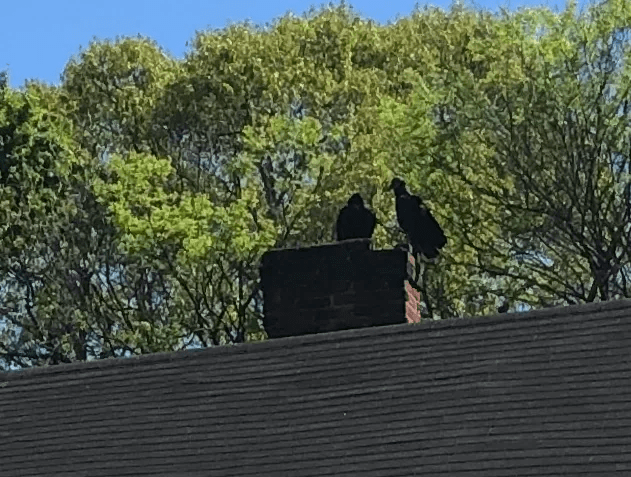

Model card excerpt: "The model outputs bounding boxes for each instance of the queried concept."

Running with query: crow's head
[389,178,404,189]
[389,177,408,196]
[348,193,364,207]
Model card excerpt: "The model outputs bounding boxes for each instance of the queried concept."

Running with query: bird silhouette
[336,193,377,241]
[389,178,447,259]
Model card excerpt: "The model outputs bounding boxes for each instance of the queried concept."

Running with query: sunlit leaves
[62,37,179,155]
[386,0,631,311]
[96,152,275,262]
[5,1,631,369]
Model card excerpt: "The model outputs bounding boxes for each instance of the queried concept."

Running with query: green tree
[0,80,188,368]
[62,37,179,157]
[0,79,98,367]
[5,1,631,369]
[381,0,631,311]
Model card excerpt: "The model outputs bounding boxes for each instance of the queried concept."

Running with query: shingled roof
[2,299,631,476]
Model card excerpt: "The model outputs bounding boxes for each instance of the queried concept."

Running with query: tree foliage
[382,0,631,311]
[2,0,631,369]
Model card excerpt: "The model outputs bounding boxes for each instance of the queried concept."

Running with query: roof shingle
[2,299,631,476]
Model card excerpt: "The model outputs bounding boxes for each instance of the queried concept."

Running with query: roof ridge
[4,298,631,378]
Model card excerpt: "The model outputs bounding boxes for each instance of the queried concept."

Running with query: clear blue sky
[3,0,576,89]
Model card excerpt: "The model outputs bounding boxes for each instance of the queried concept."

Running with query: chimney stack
[260,240,421,339]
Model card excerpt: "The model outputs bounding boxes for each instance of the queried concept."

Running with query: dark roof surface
[2,299,631,476]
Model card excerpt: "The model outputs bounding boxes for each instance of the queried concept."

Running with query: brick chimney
[260,240,421,338]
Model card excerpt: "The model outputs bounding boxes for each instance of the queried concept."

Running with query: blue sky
[3,0,575,89]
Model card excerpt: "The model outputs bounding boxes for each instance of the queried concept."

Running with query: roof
[2,299,631,476]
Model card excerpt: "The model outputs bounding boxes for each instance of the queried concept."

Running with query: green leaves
[96,151,275,261]
[4,1,631,369]
[62,37,179,156]
[385,0,631,311]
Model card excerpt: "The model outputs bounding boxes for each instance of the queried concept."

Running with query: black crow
[389,178,447,259]
[336,193,377,241]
